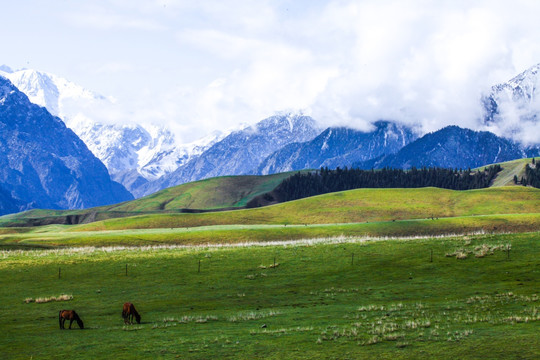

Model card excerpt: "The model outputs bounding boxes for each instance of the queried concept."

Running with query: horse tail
[59,310,62,329]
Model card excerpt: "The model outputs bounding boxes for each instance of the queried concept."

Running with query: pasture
[0,232,538,359]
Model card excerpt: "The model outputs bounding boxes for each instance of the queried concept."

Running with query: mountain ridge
[0,75,133,215]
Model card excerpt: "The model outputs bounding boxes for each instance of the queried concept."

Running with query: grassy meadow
[1,173,539,358]
[0,232,538,359]
[65,186,540,232]
[0,172,297,227]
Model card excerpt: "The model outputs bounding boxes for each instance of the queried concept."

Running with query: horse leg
[69,319,74,329]
[60,317,64,329]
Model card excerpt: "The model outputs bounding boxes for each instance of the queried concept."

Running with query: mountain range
[0,76,133,215]
[2,63,540,213]
[482,63,540,146]
[257,121,418,175]
[0,66,223,194]
[138,113,321,197]
[355,126,528,170]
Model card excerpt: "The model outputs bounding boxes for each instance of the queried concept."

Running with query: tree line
[515,158,540,188]
[271,165,502,203]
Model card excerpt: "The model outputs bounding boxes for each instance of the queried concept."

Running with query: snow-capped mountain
[139,113,321,196]
[355,126,526,170]
[483,63,540,145]
[257,121,417,175]
[0,75,133,215]
[0,66,221,194]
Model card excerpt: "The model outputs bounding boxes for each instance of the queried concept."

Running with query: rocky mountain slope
[0,76,133,215]
[355,126,526,170]
[483,63,540,146]
[139,113,320,196]
[0,66,221,194]
[257,121,417,174]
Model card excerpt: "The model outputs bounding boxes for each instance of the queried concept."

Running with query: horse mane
[133,308,141,324]
[73,310,84,329]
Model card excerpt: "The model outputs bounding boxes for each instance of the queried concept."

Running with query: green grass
[479,158,533,187]
[0,232,538,359]
[0,157,535,228]
[0,172,297,227]
[69,187,540,231]
[109,172,296,212]
[1,186,538,249]
[0,213,538,248]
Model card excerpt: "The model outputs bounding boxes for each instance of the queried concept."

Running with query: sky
[2,0,540,143]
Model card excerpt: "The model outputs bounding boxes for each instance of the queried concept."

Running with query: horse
[122,302,141,324]
[59,310,84,329]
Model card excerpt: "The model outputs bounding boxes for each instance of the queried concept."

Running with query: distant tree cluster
[521,158,540,188]
[274,165,502,202]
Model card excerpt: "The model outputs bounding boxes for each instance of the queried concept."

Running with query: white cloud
[16,0,540,143]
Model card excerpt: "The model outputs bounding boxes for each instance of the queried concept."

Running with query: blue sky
[3,0,540,142]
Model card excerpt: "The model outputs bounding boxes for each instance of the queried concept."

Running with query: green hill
[1,158,536,229]
[479,158,533,187]
[0,172,296,227]
[71,186,540,231]
[109,172,294,212]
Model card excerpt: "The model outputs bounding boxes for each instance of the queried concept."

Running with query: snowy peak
[257,120,417,175]
[0,68,104,118]
[483,63,540,145]
[358,126,526,170]
[138,113,321,196]
[0,75,133,214]
[0,66,221,194]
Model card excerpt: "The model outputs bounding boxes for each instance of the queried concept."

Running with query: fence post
[125,264,128,276]
[430,249,433,263]
[198,259,201,273]
[58,267,61,279]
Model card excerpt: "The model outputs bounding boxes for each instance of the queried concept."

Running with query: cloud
[155,0,540,142]
[35,0,540,144]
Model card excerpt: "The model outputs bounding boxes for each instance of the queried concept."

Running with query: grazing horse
[59,310,84,329]
[122,302,141,324]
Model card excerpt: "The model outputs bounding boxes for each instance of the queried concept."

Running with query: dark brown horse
[59,310,84,329]
[122,302,141,324]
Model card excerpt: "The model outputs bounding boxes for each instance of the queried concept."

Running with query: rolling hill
[0,172,297,227]
[68,186,540,232]
[1,157,537,228]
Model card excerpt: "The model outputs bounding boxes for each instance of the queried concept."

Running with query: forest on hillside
[248,165,502,206]
[518,158,540,188]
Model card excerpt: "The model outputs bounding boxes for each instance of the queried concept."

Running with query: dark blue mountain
[355,126,526,170]
[0,76,133,215]
[257,121,417,174]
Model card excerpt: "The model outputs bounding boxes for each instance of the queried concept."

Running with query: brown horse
[122,302,141,324]
[59,310,84,329]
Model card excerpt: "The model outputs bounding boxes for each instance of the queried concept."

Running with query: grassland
[0,172,296,227]
[478,158,533,187]
[1,158,536,228]
[0,232,538,359]
[109,172,296,212]
[71,186,540,231]
[0,172,539,358]
[0,186,538,249]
